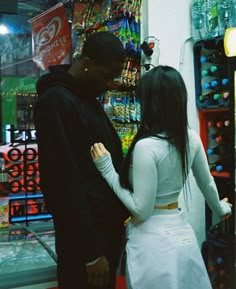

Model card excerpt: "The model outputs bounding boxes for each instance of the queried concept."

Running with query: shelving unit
[193,37,235,289]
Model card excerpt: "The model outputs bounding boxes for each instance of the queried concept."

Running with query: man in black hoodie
[34,32,129,289]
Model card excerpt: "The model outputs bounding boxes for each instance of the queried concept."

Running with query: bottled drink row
[191,0,236,41]
[197,49,230,109]
[207,119,231,173]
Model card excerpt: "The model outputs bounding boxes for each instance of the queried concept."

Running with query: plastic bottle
[231,0,236,26]
[210,130,230,143]
[208,119,230,128]
[205,0,219,38]
[191,0,206,40]
[209,155,231,172]
[199,91,220,102]
[202,78,229,90]
[201,64,226,77]
[211,77,229,88]
[0,158,9,228]
[199,92,215,101]
[207,121,217,137]
[207,143,230,155]
[215,134,229,143]
[208,120,215,127]
[209,163,223,172]
[218,0,233,36]
[200,50,225,64]
[220,91,230,99]
[216,120,224,128]
[208,119,230,138]
[224,119,230,127]
[217,91,230,106]
[215,256,228,288]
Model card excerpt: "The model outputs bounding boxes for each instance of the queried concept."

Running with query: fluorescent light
[0,24,9,35]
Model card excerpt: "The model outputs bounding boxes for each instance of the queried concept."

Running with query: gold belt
[154,202,178,210]
[124,202,179,224]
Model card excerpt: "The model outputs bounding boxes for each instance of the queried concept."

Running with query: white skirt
[125,208,212,289]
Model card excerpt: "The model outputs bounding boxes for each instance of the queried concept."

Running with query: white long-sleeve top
[93,128,231,221]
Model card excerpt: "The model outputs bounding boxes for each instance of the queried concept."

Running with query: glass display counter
[0,221,57,289]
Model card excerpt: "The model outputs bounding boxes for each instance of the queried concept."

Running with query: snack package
[72,2,90,32]
[112,123,138,156]
[110,93,126,123]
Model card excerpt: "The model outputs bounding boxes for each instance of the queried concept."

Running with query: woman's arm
[91,142,157,221]
[191,139,232,219]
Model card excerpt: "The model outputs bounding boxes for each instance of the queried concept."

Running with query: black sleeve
[34,88,102,262]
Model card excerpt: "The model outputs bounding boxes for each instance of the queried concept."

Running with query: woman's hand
[221,197,233,220]
[90,143,110,160]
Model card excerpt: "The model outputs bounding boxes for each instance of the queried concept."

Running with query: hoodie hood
[36,65,78,96]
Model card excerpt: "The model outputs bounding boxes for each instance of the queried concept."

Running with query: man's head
[81,31,126,67]
[69,32,126,95]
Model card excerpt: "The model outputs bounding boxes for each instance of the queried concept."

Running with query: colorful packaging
[112,123,138,156]
[111,93,127,123]
[0,197,9,228]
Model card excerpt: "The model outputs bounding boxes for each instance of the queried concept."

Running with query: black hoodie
[34,65,129,262]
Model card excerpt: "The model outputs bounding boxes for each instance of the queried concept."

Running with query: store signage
[29,3,72,70]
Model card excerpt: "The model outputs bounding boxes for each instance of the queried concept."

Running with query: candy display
[72,0,142,156]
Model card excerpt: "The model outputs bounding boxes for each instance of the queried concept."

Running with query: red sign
[29,3,72,70]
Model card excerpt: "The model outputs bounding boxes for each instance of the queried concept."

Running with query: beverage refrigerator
[193,36,235,289]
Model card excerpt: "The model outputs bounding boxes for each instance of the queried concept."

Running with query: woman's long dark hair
[120,65,189,190]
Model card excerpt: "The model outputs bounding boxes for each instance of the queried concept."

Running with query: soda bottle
[231,0,236,26]
[191,0,206,40]
[224,119,230,127]
[209,155,231,172]
[216,120,224,128]
[201,64,227,77]
[200,50,225,64]
[218,0,234,36]
[199,92,218,101]
[219,91,230,100]
[205,0,219,38]
[202,78,229,90]
[215,134,229,144]
[208,120,215,127]
[208,119,230,128]
[207,143,230,155]
[210,130,230,143]
[211,78,229,88]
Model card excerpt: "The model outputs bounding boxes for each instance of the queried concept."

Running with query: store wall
[142,0,206,246]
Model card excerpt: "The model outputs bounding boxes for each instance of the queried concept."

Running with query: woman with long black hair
[91,65,232,289]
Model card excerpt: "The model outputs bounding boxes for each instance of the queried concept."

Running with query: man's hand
[86,256,110,287]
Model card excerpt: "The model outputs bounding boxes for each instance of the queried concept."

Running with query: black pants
[54,225,123,289]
